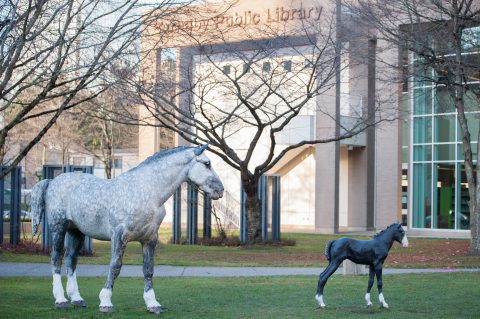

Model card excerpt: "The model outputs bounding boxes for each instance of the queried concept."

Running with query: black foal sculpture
[315,223,409,308]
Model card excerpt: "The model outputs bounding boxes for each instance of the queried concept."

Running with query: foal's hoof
[99,306,115,313]
[55,301,71,309]
[147,306,165,314]
[72,300,86,307]
[366,303,373,308]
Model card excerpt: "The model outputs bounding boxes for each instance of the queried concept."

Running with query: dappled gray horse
[31,145,224,314]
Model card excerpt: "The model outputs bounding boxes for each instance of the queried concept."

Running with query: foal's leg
[51,229,69,308]
[365,265,375,307]
[315,258,343,308]
[64,229,86,307]
[142,239,164,314]
[99,228,128,313]
[375,264,388,308]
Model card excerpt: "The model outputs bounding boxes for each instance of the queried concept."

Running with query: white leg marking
[52,274,68,304]
[365,293,372,306]
[402,235,409,247]
[99,288,113,308]
[144,289,162,308]
[315,294,326,308]
[66,271,83,302]
[379,292,389,308]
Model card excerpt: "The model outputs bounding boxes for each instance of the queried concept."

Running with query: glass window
[413,87,432,115]
[464,87,480,112]
[457,143,478,161]
[458,113,480,142]
[435,144,456,161]
[413,62,433,87]
[435,115,456,142]
[114,158,122,169]
[434,86,455,114]
[262,62,271,72]
[413,117,432,143]
[413,163,432,228]
[413,145,432,161]
[282,60,292,72]
[222,65,231,75]
[457,164,472,229]
[434,164,455,229]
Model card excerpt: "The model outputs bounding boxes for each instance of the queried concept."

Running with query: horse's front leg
[99,227,128,313]
[365,265,375,307]
[142,239,164,314]
[375,264,388,308]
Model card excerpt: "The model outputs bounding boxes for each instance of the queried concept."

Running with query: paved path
[0,262,479,277]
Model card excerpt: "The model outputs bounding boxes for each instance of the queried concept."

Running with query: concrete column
[314,86,338,233]
[374,39,402,228]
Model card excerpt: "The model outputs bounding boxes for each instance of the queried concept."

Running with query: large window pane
[413,145,432,161]
[464,84,479,112]
[413,87,432,115]
[435,115,456,142]
[434,164,455,229]
[434,86,455,114]
[435,144,456,161]
[413,117,432,143]
[413,163,432,228]
[458,164,472,230]
[458,113,480,142]
[457,143,478,160]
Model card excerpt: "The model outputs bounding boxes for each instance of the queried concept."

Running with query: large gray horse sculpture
[31,145,224,314]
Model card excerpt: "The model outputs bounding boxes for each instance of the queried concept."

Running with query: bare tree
[76,84,138,179]
[346,0,480,253]
[118,2,395,242]
[0,0,192,178]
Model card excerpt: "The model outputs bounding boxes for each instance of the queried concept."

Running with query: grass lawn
[1,229,480,268]
[0,273,478,318]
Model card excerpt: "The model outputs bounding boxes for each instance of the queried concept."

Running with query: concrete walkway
[0,262,479,277]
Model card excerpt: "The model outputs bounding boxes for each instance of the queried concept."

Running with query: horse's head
[392,223,409,247]
[187,144,224,200]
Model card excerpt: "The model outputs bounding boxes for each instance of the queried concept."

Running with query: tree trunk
[241,173,261,242]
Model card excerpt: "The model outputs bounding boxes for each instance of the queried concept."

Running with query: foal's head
[390,223,409,247]
[187,144,224,200]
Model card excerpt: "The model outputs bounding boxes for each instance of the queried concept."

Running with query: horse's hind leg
[99,227,128,313]
[65,229,86,307]
[51,229,69,308]
[365,265,375,306]
[315,258,343,308]
[142,239,164,314]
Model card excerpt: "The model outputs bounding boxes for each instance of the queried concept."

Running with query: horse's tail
[324,240,334,261]
[31,179,51,235]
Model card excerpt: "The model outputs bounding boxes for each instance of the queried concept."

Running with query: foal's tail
[31,179,51,235]
[324,240,334,261]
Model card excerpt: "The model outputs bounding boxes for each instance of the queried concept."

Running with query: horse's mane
[131,146,194,171]
[373,222,400,238]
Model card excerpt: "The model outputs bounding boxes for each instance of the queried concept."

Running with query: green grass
[0,273,478,318]
[2,229,480,268]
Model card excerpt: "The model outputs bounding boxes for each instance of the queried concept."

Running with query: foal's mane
[373,222,400,239]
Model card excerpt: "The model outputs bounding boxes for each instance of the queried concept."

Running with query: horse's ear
[194,144,208,156]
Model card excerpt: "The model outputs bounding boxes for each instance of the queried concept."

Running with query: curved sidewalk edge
[0,262,479,277]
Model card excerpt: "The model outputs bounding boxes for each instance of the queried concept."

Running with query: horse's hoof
[366,303,373,308]
[72,300,86,307]
[147,306,165,314]
[380,304,389,309]
[55,301,71,309]
[99,306,115,313]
